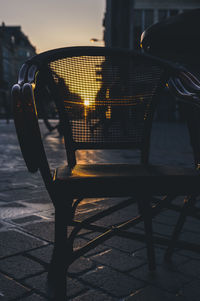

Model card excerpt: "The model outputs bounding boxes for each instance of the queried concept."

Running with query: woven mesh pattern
[44,54,163,149]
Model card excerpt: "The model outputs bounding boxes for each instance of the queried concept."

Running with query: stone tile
[84,244,109,257]
[0,272,29,300]
[179,231,200,245]
[81,266,144,297]
[130,265,191,293]
[178,249,200,260]
[104,236,145,253]
[125,285,186,301]
[0,255,44,280]
[74,237,90,250]
[94,205,139,228]
[24,196,51,204]
[181,279,200,301]
[181,217,200,233]
[24,272,48,296]
[91,249,145,272]
[151,222,172,237]
[28,244,54,264]
[72,289,117,301]
[153,211,179,227]
[25,272,85,298]
[83,231,102,240]
[176,259,200,278]
[67,277,86,298]
[1,202,26,208]
[0,202,38,219]
[68,257,94,275]
[133,247,189,267]
[0,230,46,258]
[21,293,48,300]
[24,221,54,242]
[11,215,42,224]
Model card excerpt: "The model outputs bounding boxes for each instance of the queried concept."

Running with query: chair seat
[53,164,200,198]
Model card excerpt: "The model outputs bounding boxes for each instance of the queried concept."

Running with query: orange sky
[0,0,105,53]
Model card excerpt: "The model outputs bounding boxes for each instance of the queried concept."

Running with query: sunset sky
[0,0,105,53]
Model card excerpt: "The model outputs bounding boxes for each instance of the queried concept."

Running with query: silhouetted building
[0,22,36,89]
[103,0,200,49]
[0,23,36,119]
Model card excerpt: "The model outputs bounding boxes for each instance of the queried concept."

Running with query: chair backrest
[13,47,183,169]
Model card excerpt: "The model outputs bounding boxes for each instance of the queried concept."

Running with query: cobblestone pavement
[0,120,200,300]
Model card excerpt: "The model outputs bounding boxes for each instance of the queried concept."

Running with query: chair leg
[138,196,156,271]
[165,195,197,261]
[48,201,73,301]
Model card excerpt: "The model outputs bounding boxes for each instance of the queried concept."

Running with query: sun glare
[84,99,90,106]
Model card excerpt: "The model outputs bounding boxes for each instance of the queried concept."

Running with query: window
[145,10,154,29]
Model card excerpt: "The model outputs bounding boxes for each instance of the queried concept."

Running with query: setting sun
[84,98,91,106]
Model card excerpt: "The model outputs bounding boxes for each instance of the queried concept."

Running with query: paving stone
[153,211,179,226]
[68,257,94,275]
[125,285,186,301]
[74,237,90,250]
[25,196,51,204]
[81,266,144,297]
[94,205,139,228]
[84,244,109,257]
[91,248,145,272]
[25,272,85,298]
[20,293,48,300]
[0,255,44,279]
[132,247,189,267]
[176,259,200,278]
[28,244,54,264]
[83,231,102,240]
[24,221,54,242]
[180,217,200,233]
[72,289,116,301]
[130,264,191,293]
[0,202,38,219]
[0,272,29,300]
[151,222,172,237]
[0,230,46,258]
[179,231,200,245]
[104,236,145,253]
[181,279,200,301]
[1,201,26,208]
[24,272,48,296]
[11,215,42,224]
[178,249,200,260]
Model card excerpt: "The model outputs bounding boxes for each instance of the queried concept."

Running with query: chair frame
[12,46,200,300]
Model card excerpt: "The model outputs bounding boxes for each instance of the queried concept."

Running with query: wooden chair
[12,46,200,300]
[163,71,200,260]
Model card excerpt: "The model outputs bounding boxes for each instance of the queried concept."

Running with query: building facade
[103,0,200,49]
[0,23,36,119]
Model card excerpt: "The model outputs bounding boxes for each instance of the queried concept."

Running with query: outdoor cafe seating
[12,46,200,300]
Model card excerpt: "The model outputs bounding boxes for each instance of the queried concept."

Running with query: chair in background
[12,46,200,300]
[140,9,200,261]
[163,71,200,260]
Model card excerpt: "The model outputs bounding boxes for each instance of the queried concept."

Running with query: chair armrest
[179,71,200,94]
[12,83,39,172]
[167,72,200,108]
[12,83,51,176]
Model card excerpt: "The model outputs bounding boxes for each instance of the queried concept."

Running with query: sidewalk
[0,120,200,300]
